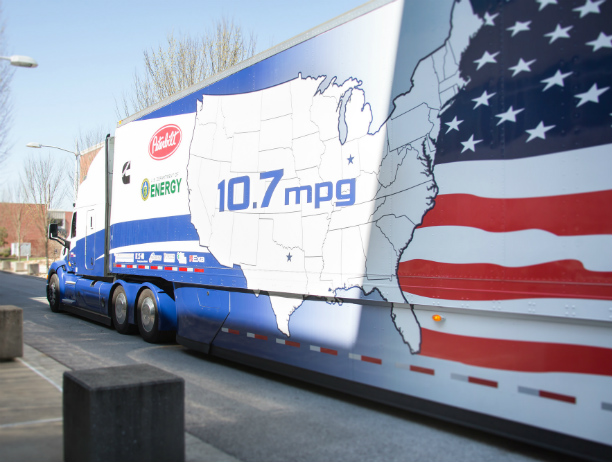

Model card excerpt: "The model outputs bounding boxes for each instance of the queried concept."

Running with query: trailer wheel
[111,286,134,335]
[136,289,165,343]
[47,274,61,313]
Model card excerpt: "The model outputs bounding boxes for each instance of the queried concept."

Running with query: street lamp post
[0,55,38,68]
[26,142,81,203]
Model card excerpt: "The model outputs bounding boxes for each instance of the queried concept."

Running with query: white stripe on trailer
[518,386,576,404]
[396,363,435,375]
[221,327,240,335]
[309,345,338,355]
[451,373,497,388]
[348,353,382,365]
[246,332,268,340]
[276,338,300,347]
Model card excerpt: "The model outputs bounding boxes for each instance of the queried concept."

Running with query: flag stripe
[420,328,612,376]
[433,145,612,198]
[401,227,612,272]
[420,190,612,236]
[399,259,612,301]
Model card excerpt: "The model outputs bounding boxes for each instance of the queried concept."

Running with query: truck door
[85,210,95,270]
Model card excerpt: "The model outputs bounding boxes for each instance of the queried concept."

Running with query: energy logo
[141,178,150,201]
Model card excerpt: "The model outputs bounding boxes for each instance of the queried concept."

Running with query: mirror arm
[49,235,71,250]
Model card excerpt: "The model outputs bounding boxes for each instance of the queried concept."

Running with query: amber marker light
[432,314,445,322]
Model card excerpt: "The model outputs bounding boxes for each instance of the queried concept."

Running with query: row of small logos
[114,251,205,265]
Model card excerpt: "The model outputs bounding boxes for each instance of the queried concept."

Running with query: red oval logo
[149,124,182,160]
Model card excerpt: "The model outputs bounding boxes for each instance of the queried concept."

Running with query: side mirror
[48,223,70,250]
[48,223,59,239]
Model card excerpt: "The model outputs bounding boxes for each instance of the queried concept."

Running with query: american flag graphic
[397,0,612,373]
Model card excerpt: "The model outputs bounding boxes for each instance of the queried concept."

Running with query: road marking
[17,358,63,392]
[31,297,48,304]
[0,417,62,429]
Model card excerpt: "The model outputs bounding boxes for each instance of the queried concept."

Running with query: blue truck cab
[46,136,177,342]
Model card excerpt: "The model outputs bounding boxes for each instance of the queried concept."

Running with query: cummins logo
[122,161,131,184]
[149,124,182,160]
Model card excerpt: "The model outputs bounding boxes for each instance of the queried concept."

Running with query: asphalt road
[0,270,583,462]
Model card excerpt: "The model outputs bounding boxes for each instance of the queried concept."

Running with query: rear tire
[111,286,134,334]
[47,274,61,313]
[137,289,172,343]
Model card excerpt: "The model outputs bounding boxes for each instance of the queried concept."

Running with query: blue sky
[3,0,365,208]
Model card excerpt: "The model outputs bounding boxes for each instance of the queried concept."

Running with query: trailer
[46,0,612,459]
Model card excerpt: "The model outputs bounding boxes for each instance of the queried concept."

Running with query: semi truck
[46,0,612,459]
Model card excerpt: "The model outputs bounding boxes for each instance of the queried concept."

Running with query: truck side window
[71,212,77,238]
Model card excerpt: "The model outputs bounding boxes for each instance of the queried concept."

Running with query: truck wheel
[47,274,61,313]
[136,289,168,343]
[111,286,134,335]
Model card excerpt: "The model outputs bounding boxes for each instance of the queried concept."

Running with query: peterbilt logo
[149,124,182,160]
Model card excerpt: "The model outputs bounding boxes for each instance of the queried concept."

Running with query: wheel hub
[115,293,127,324]
[141,297,156,332]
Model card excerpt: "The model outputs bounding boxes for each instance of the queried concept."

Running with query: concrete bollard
[10,261,26,272]
[0,305,23,359]
[28,263,39,275]
[63,364,185,462]
[0,260,10,270]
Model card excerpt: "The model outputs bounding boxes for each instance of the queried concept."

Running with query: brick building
[0,141,103,260]
[0,202,72,258]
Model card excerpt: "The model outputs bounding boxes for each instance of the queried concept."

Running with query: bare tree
[77,126,108,152]
[20,154,67,268]
[116,18,256,119]
[0,1,14,166]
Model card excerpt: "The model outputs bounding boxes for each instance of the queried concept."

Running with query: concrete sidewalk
[0,344,241,462]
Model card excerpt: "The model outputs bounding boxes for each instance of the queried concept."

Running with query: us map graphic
[186,0,484,352]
